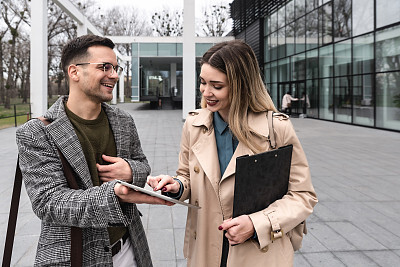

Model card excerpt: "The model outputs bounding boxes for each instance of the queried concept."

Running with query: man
[16,35,170,266]
[281,91,298,115]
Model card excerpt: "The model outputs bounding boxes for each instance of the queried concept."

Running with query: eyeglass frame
[74,62,123,76]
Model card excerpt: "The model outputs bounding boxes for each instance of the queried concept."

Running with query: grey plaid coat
[16,96,152,266]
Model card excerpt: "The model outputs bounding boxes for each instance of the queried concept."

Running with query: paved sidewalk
[1,102,399,266]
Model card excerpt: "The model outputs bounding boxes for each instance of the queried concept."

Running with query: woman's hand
[147,175,180,194]
[219,215,255,245]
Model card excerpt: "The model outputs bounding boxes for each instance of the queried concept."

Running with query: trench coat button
[194,231,197,240]
[261,246,269,253]
[202,127,207,133]
[194,166,200,173]
[195,200,199,206]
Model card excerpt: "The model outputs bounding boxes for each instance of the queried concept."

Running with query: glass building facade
[232,0,400,131]
[130,42,217,106]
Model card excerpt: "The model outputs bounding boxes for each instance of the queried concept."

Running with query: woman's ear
[68,64,79,82]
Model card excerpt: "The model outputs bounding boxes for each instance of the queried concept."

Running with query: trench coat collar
[191,109,270,183]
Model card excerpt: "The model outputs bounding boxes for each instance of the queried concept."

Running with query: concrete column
[30,0,48,117]
[183,0,196,120]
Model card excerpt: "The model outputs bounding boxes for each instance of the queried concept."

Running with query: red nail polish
[218,226,223,230]
[162,187,167,192]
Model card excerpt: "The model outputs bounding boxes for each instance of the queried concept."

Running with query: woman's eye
[200,81,206,85]
[214,85,222,89]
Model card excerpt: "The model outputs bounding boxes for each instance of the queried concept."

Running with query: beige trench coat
[175,109,317,267]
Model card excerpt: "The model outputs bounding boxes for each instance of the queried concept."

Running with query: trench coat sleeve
[174,118,192,201]
[248,118,317,250]
[16,119,131,228]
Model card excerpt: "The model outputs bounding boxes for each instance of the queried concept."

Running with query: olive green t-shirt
[65,104,127,245]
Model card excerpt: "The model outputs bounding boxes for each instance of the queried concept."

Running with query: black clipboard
[232,144,293,218]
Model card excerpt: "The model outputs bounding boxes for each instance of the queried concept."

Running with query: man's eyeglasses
[75,62,123,76]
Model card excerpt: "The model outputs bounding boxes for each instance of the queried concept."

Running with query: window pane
[376,0,400,28]
[319,3,333,45]
[278,28,286,58]
[295,0,306,19]
[376,71,400,130]
[278,6,286,29]
[270,32,278,61]
[292,53,306,81]
[177,43,183,56]
[286,0,295,23]
[264,63,271,83]
[295,16,306,53]
[270,61,278,83]
[319,78,334,120]
[306,79,318,118]
[264,36,270,62]
[353,0,374,36]
[353,33,374,74]
[306,0,319,13]
[286,23,295,56]
[319,45,333,77]
[158,43,176,56]
[196,43,213,57]
[334,77,352,123]
[270,83,278,106]
[376,25,400,72]
[140,43,157,56]
[333,0,351,41]
[334,39,352,76]
[353,75,374,126]
[278,58,290,82]
[306,9,319,50]
[270,12,278,33]
[306,49,318,79]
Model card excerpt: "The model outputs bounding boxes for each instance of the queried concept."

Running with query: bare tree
[199,4,230,37]
[1,0,29,109]
[0,25,8,104]
[151,8,183,36]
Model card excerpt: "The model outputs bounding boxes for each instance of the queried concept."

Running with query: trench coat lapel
[191,110,221,195]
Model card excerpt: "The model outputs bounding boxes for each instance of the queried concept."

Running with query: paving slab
[0,102,399,266]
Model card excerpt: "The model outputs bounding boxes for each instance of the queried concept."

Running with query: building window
[353,0,374,36]
[376,0,400,29]
[333,0,352,41]
[353,74,374,126]
[353,33,374,75]
[376,25,400,72]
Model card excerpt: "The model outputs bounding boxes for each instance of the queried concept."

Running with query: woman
[147,40,317,267]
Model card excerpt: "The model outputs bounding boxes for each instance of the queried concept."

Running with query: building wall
[232,0,400,131]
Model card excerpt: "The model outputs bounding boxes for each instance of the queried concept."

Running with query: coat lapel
[46,112,93,188]
[44,96,92,188]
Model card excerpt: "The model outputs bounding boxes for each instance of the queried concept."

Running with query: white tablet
[116,180,201,209]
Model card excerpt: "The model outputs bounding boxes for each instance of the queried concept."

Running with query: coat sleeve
[248,118,318,250]
[16,119,133,228]
[175,118,192,201]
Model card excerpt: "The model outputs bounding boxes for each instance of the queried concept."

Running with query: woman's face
[199,63,230,122]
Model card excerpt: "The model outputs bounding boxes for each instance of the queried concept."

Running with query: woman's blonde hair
[200,39,277,153]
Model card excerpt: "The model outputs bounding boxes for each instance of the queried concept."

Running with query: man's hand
[97,155,132,183]
[114,183,174,205]
[218,215,255,245]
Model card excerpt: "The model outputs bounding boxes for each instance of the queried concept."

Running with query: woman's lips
[206,99,218,106]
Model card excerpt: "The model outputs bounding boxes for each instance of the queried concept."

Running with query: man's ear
[68,64,80,82]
